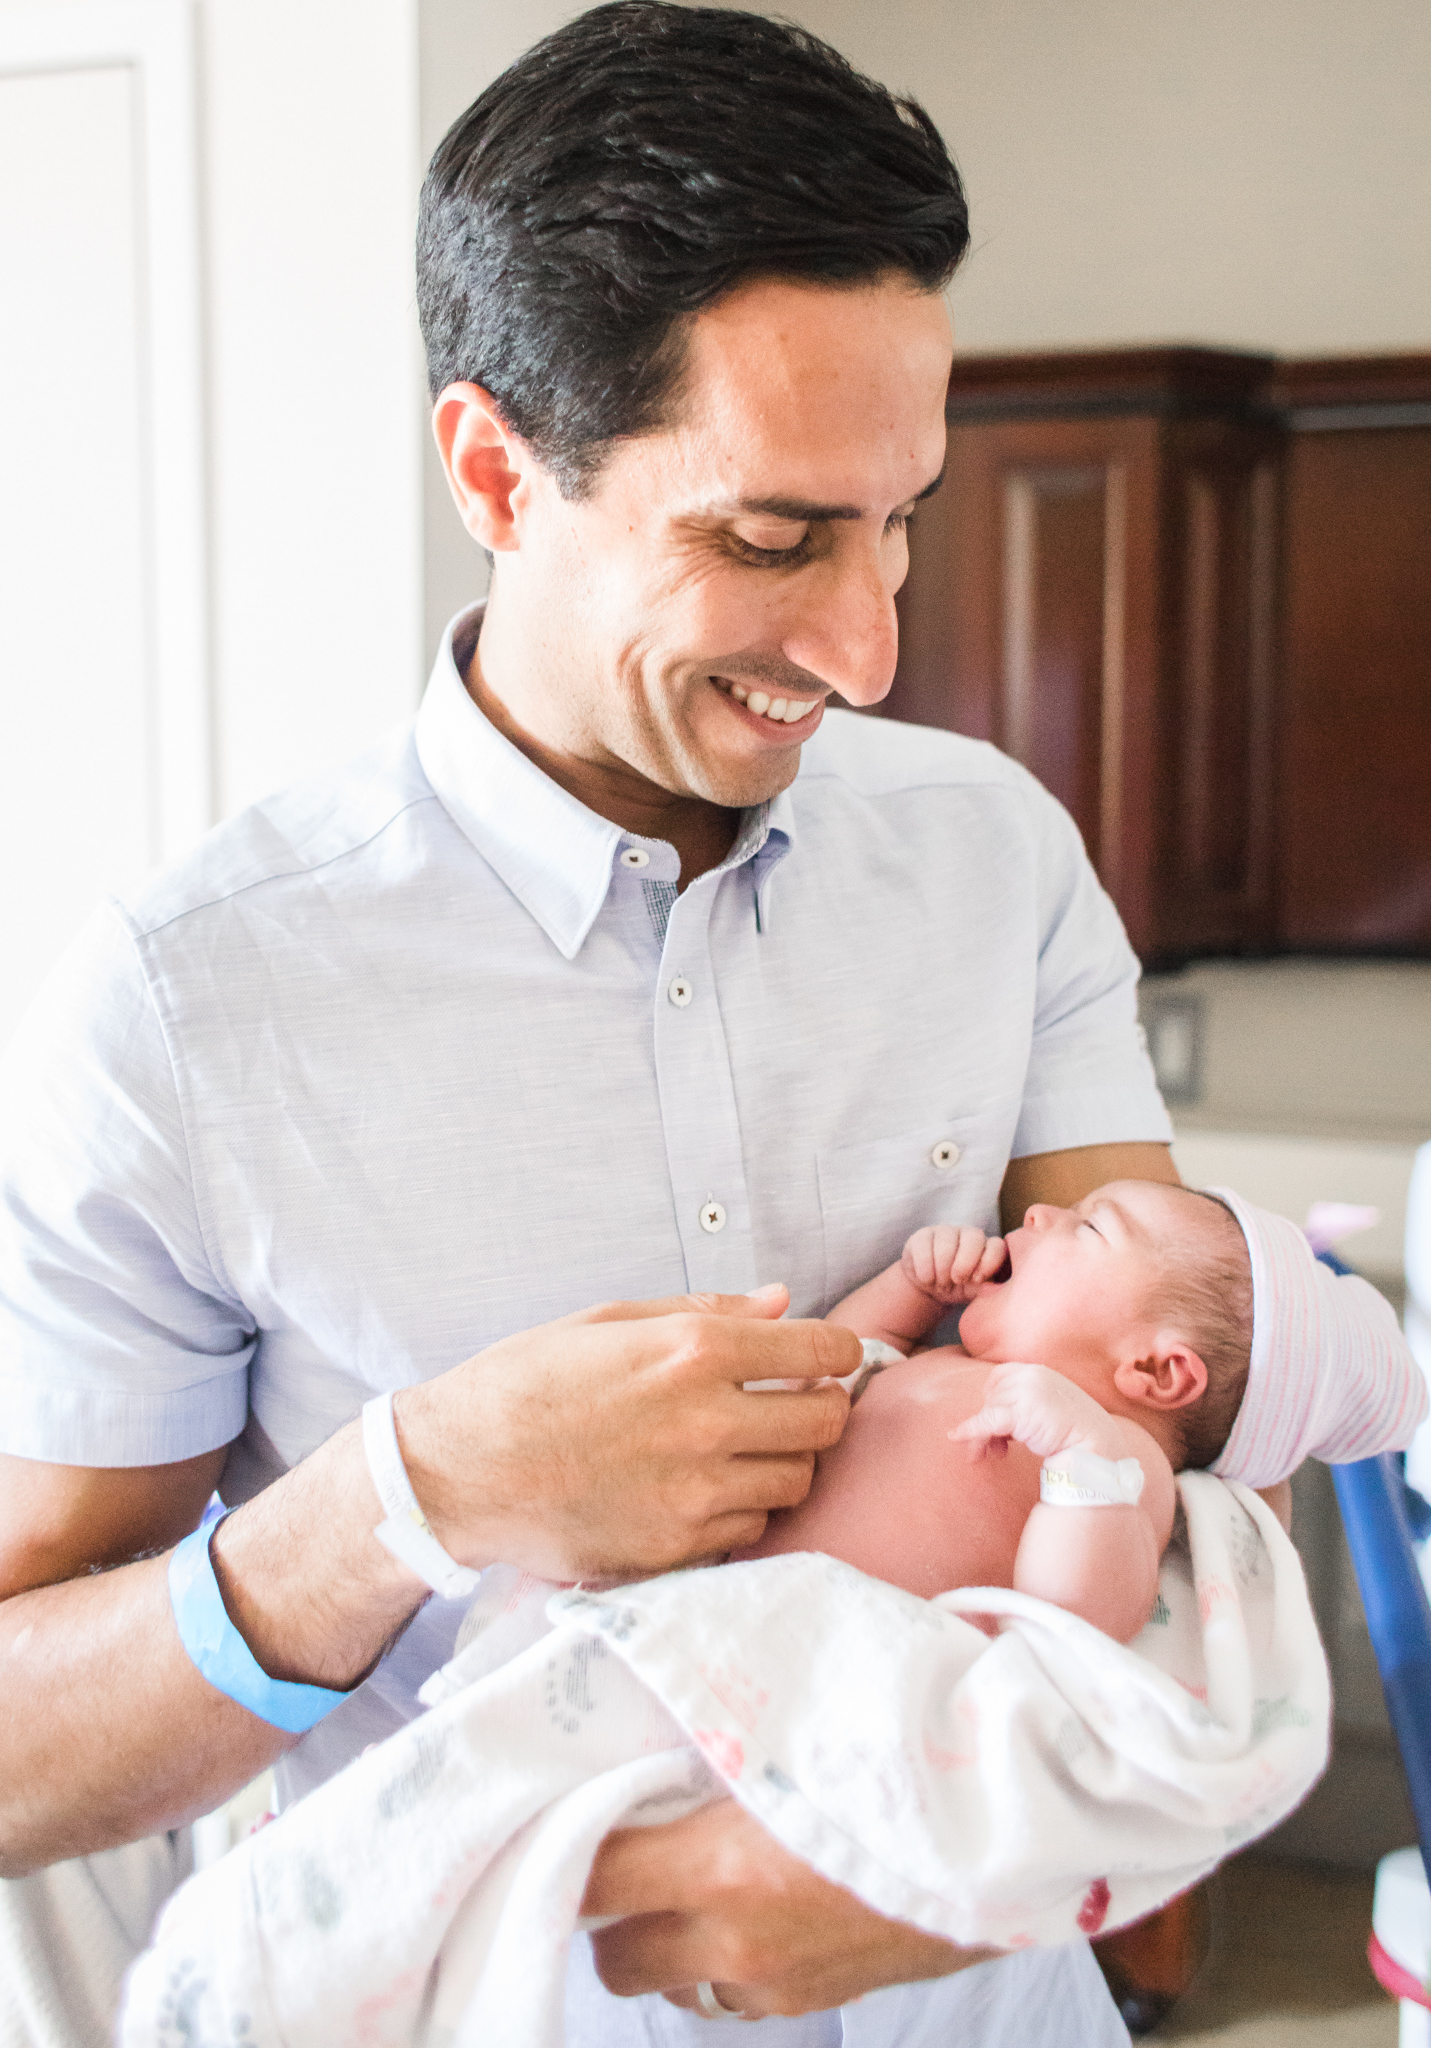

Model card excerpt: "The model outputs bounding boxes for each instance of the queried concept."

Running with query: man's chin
[685,744,805,813]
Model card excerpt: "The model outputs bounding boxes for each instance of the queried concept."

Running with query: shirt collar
[416,605,796,959]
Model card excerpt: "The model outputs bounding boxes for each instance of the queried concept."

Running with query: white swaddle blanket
[121,1473,1327,2048]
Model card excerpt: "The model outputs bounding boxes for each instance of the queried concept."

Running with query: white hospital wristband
[1040,1446,1146,1509]
[361,1391,481,1600]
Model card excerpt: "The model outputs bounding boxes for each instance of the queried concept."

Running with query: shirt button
[668,976,694,1007]
[699,1200,727,1234]
[930,1141,961,1170]
[619,846,650,869]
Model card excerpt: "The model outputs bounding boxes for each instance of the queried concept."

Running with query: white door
[0,0,208,1048]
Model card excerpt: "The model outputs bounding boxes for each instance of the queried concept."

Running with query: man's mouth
[712,676,823,727]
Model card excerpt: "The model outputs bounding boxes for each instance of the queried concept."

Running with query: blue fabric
[1315,1246,1431,1879]
[1332,1454,1431,1891]
[168,1500,347,1733]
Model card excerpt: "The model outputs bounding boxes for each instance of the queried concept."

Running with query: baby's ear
[1113,1338,1209,1414]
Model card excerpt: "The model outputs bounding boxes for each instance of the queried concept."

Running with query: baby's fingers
[973,1234,1008,1281]
[929,1224,972,1289]
[902,1230,940,1291]
[950,1404,1019,1457]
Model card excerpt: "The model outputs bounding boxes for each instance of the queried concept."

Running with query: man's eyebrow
[702,467,946,525]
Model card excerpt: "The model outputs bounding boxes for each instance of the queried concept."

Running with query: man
[0,6,1188,2039]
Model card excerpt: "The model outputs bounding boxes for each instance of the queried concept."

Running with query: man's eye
[885,510,910,536]
[728,532,813,567]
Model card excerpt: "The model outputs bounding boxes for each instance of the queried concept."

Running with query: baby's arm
[826,1224,1006,1351]
[952,1365,1176,1643]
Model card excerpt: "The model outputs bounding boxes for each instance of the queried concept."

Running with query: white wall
[749,0,1431,356]
[416,1,580,665]
[199,0,425,814]
[0,0,427,882]
[1140,959,1431,1286]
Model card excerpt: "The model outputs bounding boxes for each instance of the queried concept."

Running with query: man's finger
[591,1914,770,2006]
[569,1293,861,1390]
[583,1814,718,1919]
[725,1315,861,1385]
[722,1384,849,1455]
[717,1451,822,1511]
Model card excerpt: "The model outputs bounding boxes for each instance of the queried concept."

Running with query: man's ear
[1112,1336,1208,1415]
[431,383,533,553]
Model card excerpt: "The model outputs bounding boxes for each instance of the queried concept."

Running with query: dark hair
[1164,1193,1254,1470]
[416,2,969,496]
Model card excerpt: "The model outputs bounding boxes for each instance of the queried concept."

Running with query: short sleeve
[1010,776,1173,1160]
[0,905,255,1466]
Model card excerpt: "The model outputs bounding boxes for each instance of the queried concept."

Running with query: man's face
[490,275,953,809]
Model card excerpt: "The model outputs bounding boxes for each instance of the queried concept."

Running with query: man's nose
[779,547,899,707]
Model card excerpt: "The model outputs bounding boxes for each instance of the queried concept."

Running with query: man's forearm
[0,1291,854,1873]
[0,1556,286,1874]
[0,1421,424,1875]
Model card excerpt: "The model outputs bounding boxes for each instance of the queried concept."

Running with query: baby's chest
[809,1353,1043,1598]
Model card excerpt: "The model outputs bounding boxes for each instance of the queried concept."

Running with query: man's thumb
[689,1281,790,1320]
[574,1283,790,1327]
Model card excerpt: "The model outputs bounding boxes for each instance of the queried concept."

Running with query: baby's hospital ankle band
[1039,1447,1146,1509]
[167,1501,349,1732]
[362,1390,482,1601]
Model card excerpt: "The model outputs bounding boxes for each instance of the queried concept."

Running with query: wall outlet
[1142,992,1204,1107]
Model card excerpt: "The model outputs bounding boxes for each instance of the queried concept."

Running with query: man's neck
[461,636,741,890]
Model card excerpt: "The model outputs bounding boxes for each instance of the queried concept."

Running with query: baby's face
[955,1181,1226,1405]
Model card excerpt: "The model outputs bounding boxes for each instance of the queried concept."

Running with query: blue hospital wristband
[167,1500,348,1733]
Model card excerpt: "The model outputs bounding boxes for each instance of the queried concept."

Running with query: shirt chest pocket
[815,1101,1021,1312]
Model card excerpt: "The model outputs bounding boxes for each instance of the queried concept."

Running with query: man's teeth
[727,682,819,724]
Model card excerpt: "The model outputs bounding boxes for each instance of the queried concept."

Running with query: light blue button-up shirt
[0,606,1162,2043]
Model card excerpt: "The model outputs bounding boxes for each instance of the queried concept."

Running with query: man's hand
[398,1285,856,1581]
[901,1224,1007,1304]
[582,1798,992,2018]
[0,1288,852,1871]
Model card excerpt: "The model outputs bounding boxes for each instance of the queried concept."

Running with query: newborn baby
[738,1179,1424,1642]
[120,1183,1423,2048]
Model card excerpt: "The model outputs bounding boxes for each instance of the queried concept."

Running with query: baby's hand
[901,1224,1006,1304]
[950,1361,1124,1464]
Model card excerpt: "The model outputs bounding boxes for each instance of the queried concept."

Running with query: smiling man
[0,5,1184,2043]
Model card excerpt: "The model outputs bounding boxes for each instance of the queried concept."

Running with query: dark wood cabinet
[886,347,1431,963]
[1269,357,1431,953]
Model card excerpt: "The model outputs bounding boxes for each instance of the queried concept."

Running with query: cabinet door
[891,414,1161,953]
[891,407,1279,963]
[1278,425,1431,950]
[1154,419,1280,959]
